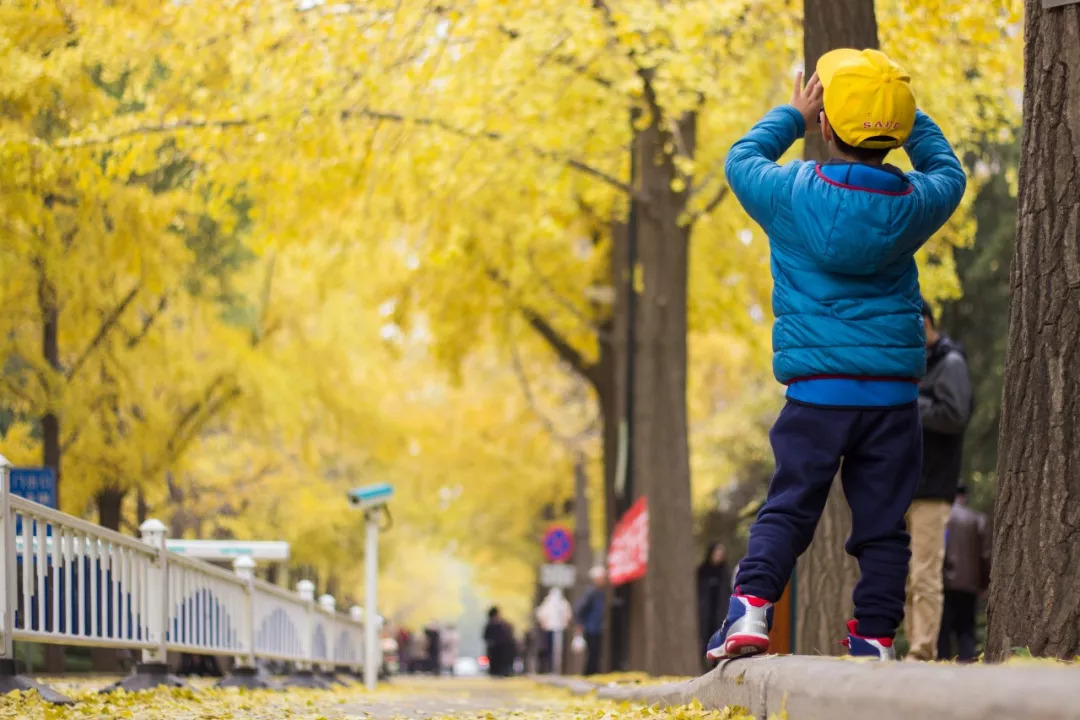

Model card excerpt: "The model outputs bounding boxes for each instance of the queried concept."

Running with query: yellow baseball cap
[817,48,916,150]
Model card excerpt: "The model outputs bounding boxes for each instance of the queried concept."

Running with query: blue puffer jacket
[725,106,966,387]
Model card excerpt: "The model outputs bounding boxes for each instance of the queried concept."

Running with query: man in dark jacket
[938,484,990,661]
[696,542,732,661]
[904,299,973,660]
[574,567,606,676]
[483,607,515,677]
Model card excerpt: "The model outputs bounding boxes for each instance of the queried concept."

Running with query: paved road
[342,676,558,718]
[21,674,584,719]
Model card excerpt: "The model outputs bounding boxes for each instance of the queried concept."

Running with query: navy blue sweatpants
[735,401,922,638]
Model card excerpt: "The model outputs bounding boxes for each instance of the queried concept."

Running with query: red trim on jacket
[786,374,921,385]
[814,164,915,196]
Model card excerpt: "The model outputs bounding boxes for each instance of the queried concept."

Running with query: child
[709,49,966,661]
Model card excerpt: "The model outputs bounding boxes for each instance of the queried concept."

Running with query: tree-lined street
[3,0,1080,716]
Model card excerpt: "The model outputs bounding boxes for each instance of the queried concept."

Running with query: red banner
[608,497,648,585]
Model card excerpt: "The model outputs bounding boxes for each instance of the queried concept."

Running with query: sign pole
[364,509,379,691]
[552,624,563,675]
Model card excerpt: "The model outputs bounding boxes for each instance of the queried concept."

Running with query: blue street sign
[10,467,57,508]
[542,524,574,564]
[9,467,57,539]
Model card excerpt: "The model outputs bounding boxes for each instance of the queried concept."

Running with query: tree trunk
[985,0,1080,662]
[601,219,631,672]
[795,476,858,653]
[136,488,148,526]
[569,454,593,675]
[794,0,878,655]
[571,455,594,606]
[96,487,126,531]
[38,272,66,674]
[632,107,698,677]
[89,487,128,671]
[40,280,61,511]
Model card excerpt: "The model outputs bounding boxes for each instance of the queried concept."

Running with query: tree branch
[66,283,141,380]
[691,185,730,221]
[523,250,612,342]
[351,108,632,194]
[485,267,601,386]
[126,294,169,349]
[150,375,241,476]
[508,334,570,446]
[59,108,633,196]
[496,23,615,89]
[55,117,262,148]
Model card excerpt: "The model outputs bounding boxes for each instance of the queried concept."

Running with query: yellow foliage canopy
[1,0,1022,625]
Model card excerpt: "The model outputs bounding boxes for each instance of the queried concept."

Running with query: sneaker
[705,591,773,661]
[841,619,896,660]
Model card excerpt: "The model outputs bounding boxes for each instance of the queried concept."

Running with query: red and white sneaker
[841,619,896,661]
[705,591,773,662]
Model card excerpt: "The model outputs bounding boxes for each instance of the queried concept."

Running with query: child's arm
[903,110,967,231]
[724,72,821,232]
[724,106,805,231]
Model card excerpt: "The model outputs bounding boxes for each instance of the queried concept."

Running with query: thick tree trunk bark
[795,477,858,653]
[597,221,626,672]
[803,0,880,150]
[631,108,698,677]
[986,0,1080,662]
[793,0,878,655]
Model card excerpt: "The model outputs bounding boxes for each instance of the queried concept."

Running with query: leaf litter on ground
[0,677,773,720]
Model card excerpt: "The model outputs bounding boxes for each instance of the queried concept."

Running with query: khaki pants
[904,499,951,660]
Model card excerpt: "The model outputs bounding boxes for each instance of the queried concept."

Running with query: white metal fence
[0,461,365,676]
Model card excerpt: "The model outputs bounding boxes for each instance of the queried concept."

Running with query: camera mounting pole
[347,483,393,691]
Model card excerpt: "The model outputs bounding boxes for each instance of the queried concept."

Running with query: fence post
[0,456,14,665]
[141,519,169,664]
[317,595,335,676]
[298,579,315,671]
[363,512,381,691]
[0,455,73,703]
[103,519,184,692]
[349,606,364,676]
[283,579,329,689]
[218,556,273,689]
[317,594,345,685]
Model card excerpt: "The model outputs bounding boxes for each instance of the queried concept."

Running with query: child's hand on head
[791,71,824,131]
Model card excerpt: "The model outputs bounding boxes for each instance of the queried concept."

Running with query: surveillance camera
[347,482,394,511]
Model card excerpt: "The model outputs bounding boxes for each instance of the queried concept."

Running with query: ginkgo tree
[1,0,554,640]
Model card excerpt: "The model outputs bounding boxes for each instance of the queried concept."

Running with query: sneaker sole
[705,633,770,661]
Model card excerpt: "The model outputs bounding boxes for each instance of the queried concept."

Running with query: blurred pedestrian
[574,566,606,676]
[938,484,990,661]
[424,623,441,675]
[483,606,515,677]
[697,542,732,660]
[533,624,552,673]
[440,623,459,675]
[395,627,413,674]
[906,300,973,660]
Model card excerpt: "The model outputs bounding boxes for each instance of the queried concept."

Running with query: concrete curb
[534,657,1080,720]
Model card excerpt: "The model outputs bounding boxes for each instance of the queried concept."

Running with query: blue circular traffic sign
[542,525,574,563]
